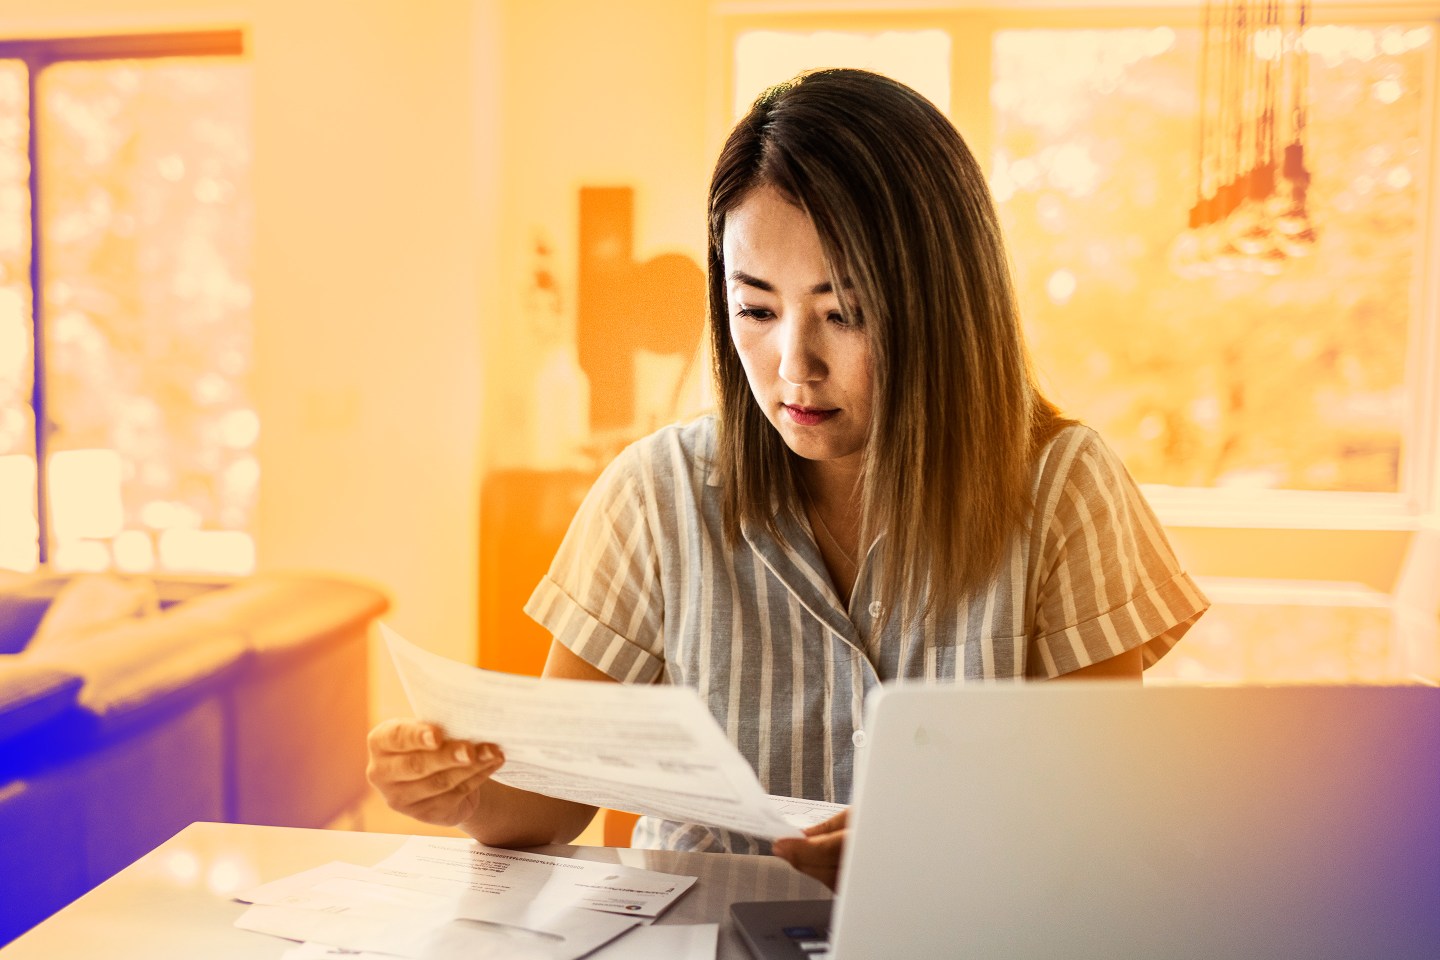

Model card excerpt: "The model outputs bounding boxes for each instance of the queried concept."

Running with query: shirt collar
[741,510,863,649]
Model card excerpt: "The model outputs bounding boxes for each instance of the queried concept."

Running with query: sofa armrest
[144,574,389,660]
[22,617,248,736]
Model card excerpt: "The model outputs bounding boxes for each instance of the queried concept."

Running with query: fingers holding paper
[772,808,848,891]
[365,718,505,827]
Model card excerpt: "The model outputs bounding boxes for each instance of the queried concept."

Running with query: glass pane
[39,57,254,573]
[734,29,951,119]
[0,59,37,571]
[993,25,1431,493]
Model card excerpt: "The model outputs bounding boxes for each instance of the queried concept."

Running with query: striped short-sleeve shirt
[524,415,1209,854]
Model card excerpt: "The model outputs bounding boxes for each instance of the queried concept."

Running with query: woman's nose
[777,316,826,386]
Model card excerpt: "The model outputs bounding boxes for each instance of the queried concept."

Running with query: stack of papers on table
[233,836,715,959]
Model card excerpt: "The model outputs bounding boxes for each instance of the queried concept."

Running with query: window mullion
[25,56,49,566]
[1407,31,1440,515]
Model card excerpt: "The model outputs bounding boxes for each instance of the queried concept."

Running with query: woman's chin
[775,429,865,468]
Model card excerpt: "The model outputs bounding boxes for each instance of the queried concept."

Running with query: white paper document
[235,835,702,959]
[383,623,801,840]
[239,900,632,959]
[278,923,720,960]
[768,794,846,830]
[373,836,694,918]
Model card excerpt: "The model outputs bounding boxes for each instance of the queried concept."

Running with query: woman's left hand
[772,808,848,890]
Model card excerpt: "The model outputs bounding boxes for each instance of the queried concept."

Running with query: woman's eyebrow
[728,270,836,295]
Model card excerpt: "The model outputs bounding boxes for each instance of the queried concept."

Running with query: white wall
[247,0,491,724]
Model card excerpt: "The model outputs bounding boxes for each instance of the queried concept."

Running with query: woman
[367,69,1209,889]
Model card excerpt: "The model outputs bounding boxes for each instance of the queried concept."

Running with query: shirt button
[852,729,867,748]
[867,600,882,617]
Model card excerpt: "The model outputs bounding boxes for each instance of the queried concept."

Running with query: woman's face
[724,184,873,479]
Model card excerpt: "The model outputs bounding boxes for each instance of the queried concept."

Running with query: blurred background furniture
[478,468,595,676]
[0,572,388,945]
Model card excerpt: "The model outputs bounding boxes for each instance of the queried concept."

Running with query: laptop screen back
[830,683,1440,960]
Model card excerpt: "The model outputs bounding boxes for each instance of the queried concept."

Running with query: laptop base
[731,899,834,959]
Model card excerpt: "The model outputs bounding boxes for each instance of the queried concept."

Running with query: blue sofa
[0,572,389,944]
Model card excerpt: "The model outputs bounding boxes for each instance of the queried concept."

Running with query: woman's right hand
[365,718,505,828]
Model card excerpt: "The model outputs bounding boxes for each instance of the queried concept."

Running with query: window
[725,7,1438,519]
[0,31,253,574]
[992,24,1431,504]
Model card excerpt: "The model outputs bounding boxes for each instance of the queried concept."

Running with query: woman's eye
[829,310,863,328]
[736,306,774,321]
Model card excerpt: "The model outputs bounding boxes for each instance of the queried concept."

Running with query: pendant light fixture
[1176,0,1314,277]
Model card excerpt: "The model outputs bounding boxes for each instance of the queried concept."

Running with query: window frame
[713,2,1440,534]
[0,29,245,566]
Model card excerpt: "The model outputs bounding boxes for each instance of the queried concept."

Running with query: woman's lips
[783,404,839,426]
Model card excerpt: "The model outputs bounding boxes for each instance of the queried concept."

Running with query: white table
[0,822,831,959]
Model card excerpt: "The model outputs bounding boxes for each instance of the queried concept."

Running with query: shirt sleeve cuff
[523,576,665,684]
[1031,571,1211,679]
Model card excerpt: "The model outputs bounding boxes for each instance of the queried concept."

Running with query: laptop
[732,683,1440,960]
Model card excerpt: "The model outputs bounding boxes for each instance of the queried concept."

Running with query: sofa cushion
[27,574,160,652]
[0,659,83,741]
[0,576,227,655]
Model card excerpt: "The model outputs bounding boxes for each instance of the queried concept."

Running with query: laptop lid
[830,683,1440,960]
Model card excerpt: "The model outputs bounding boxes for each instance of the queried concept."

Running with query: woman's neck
[797,455,863,523]
[798,456,864,606]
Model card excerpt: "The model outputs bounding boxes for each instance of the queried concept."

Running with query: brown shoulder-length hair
[708,68,1069,627]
